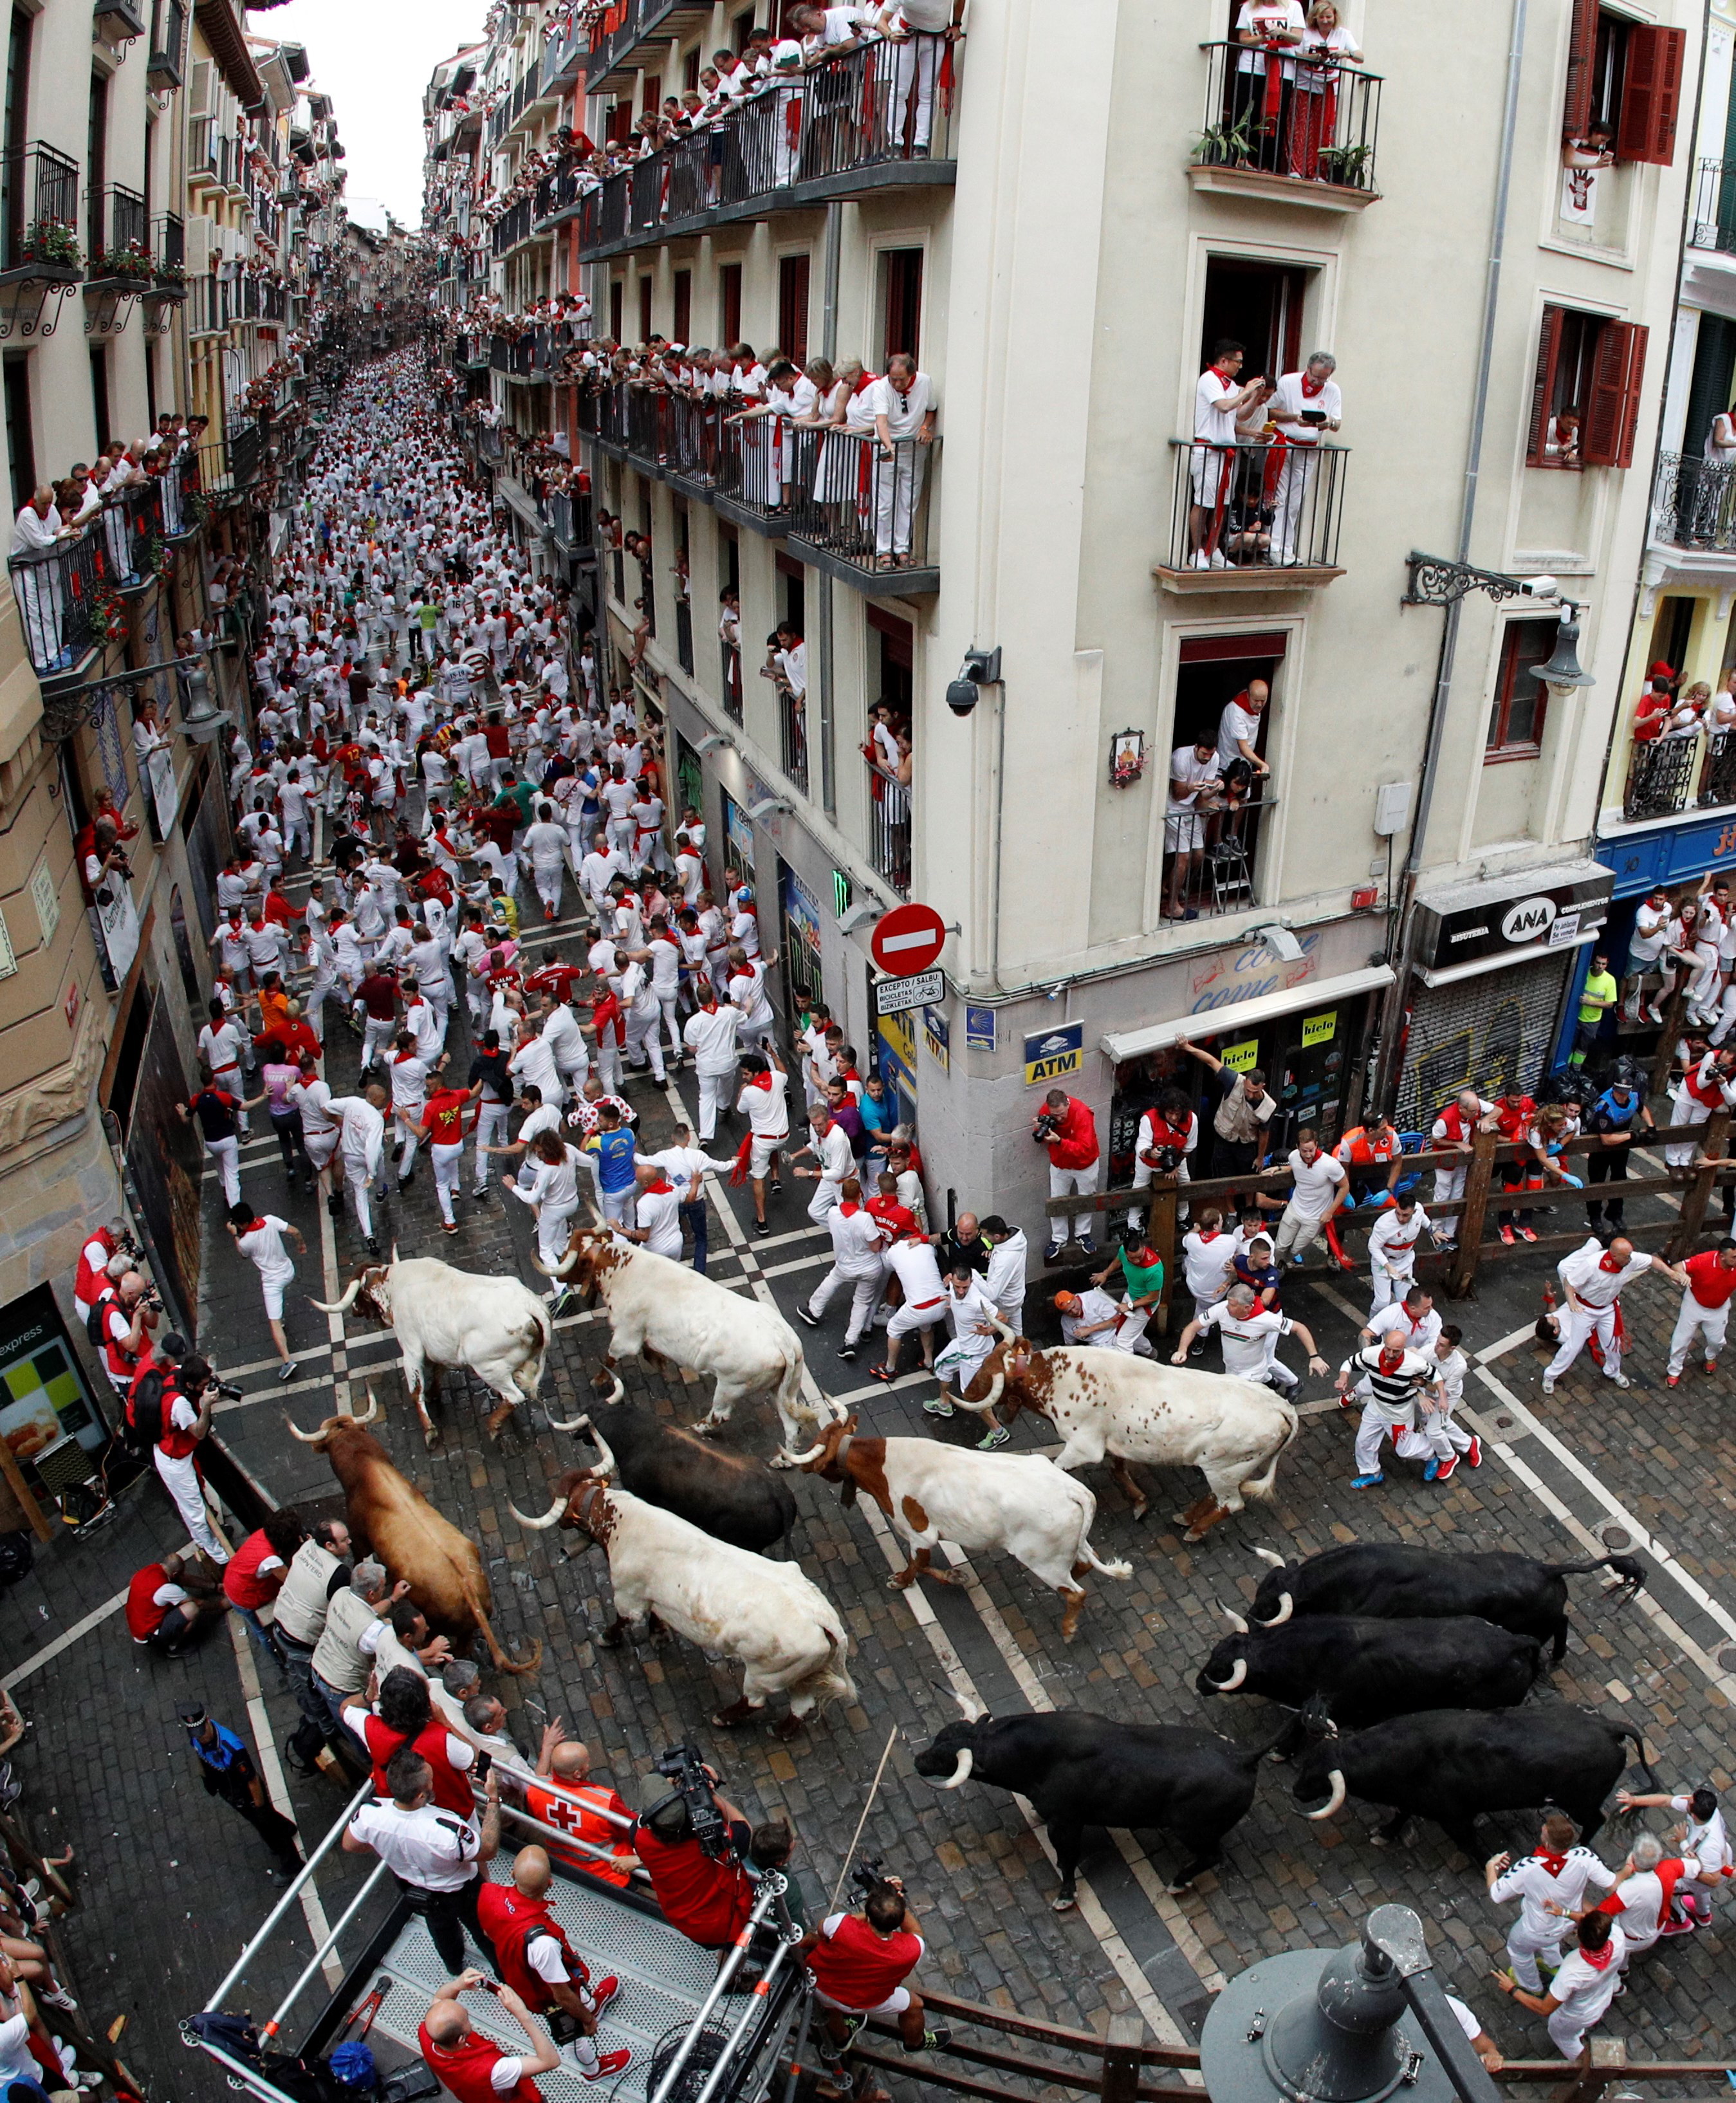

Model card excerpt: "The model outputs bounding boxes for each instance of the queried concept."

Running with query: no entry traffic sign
[869,901,946,976]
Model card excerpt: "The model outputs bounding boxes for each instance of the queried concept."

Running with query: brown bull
[286,1393,540,1675]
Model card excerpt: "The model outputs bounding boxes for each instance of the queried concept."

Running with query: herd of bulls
[284,1239,1665,1896]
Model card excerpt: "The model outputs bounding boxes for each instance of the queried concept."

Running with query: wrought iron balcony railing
[1690,156,1736,255]
[1,142,80,276]
[1651,450,1736,551]
[1159,437,1348,580]
[1193,42,1381,195]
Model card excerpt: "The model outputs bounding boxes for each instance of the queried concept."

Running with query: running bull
[1246,1542,1645,1661]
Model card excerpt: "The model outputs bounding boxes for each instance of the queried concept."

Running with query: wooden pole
[1670,1109,1728,1261]
[1648,979,1690,1106]
[1446,1129,1498,1300]
[0,1444,53,1545]
[1149,1174,1179,1337]
[1100,2013,1147,2103]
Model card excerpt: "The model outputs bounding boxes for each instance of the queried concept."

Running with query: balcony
[9,531,106,676]
[1189,42,1382,211]
[491,196,538,256]
[86,182,151,293]
[865,754,910,898]
[780,687,809,795]
[1650,451,1736,553]
[540,18,586,95]
[720,635,743,725]
[1154,438,1347,591]
[785,427,937,592]
[0,140,82,283]
[573,33,958,263]
[586,0,713,95]
[1623,728,1736,822]
[1162,796,1277,922]
[1689,156,1736,255]
[146,0,187,88]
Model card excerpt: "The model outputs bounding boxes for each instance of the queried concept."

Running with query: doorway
[1199,258,1307,386]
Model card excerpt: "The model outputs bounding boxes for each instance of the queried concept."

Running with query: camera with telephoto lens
[652,1743,730,1859]
[1031,1112,1060,1142]
[847,1855,895,1903]
[210,1379,245,1402]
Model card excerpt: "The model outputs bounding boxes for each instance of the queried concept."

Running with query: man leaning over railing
[865,353,936,566]
[9,488,77,671]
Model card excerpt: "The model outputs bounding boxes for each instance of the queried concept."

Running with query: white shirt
[1271,369,1342,443]
[1559,1237,1654,1307]
[1284,1148,1347,1222]
[945,1277,1001,1348]
[1367,1208,1431,1276]
[863,371,934,440]
[347,1797,479,1892]
[1672,1795,1731,1875]
[737,1066,790,1136]
[237,1214,296,1285]
[826,1203,887,1277]
[333,1095,385,1171]
[1550,1926,1627,2026]
[1195,366,1242,444]
[1167,746,1222,816]
[1489,1848,1617,1942]
[1364,1300,1443,1354]
[1182,1229,1237,1302]
[813,1122,854,1185]
[982,1229,1028,1305]
[685,1003,743,1075]
[1234,0,1306,70]
[633,1182,684,1259]
[1217,700,1264,771]
[1610,1863,1697,1947]
[885,1236,945,1308]
[1200,1301,1293,1378]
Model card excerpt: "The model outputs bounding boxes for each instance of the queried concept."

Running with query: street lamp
[1403,551,1593,697]
[1200,1905,1502,2103]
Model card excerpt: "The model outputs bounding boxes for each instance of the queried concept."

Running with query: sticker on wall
[1219,1037,1259,1073]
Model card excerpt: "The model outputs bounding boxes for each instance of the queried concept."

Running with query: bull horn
[585,1421,618,1481]
[988,1317,1016,1344]
[930,1748,974,1791]
[530,1250,573,1279]
[1304,1769,1347,1821]
[510,1496,566,1531]
[1254,1593,1293,1628]
[355,1389,382,1428]
[283,1414,326,1446]
[391,1242,399,1265]
[545,1409,590,1434]
[1209,1658,1248,1692]
[308,1278,363,1313]
[949,1370,1004,1417]
[784,1441,829,1468]
[1251,1547,1287,1570]
[952,1689,986,1724]
[1219,1602,1250,1635]
[594,1374,625,1406]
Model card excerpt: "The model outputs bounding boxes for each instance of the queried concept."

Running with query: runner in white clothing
[683,996,743,1140]
[1543,1236,1688,1393]
[797,1180,888,1361]
[1494,1909,1626,2059]
[793,1107,855,1223]
[1170,1284,1328,1391]
[735,1048,791,1236]
[227,1205,306,1376]
[1366,1196,1435,1313]
[1485,1814,1618,1991]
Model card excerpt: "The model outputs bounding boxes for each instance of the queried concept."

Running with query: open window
[1199,257,1307,387]
[1486,618,1557,761]
[1562,0,1683,165]
[1526,304,1647,467]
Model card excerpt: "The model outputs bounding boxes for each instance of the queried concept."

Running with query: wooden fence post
[1670,1109,1729,1261]
[1446,1130,1498,1300]
[1149,1174,1179,1336]
[1100,2012,1146,2103]
[1648,981,1690,1106]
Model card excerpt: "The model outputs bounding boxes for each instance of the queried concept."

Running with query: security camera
[946,646,1002,718]
[695,732,734,757]
[1256,922,1305,964]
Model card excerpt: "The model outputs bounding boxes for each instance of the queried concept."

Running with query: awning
[1415,925,1602,990]
[1100,963,1394,1066]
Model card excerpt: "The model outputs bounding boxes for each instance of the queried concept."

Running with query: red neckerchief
[1536,1848,1569,1878]
[1210,362,1237,386]
[744,1070,773,1092]
[394,1050,417,1065]
[1598,1252,1624,1273]
[1579,1940,1616,1971]
[642,1176,672,1194]
[1196,1229,1221,1241]
[1301,371,1327,398]
[839,1201,860,1217]
[243,1218,268,1235]
[1378,1349,1405,1375]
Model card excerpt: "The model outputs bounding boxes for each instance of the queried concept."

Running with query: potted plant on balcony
[97,238,154,281]
[1192,107,1258,171]
[1312,140,1374,189]
[153,255,187,287]
[19,218,82,275]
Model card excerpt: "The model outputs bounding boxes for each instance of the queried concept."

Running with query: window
[1527,305,1648,467]
[637,274,652,344]
[1563,0,1684,164]
[869,605,912,716]
[732,7,756,53]
[672,267,691,349]
[719,261,742,349]
[642,73,661,117]
[1199,258,1307,385]
[775,550,805,632]
[3,352,33,514]
[89,344,110,454]
[1174,631,1286,759]
[777,253,809,366]
[882,248,922,364]
[606,102,632,144]
[609,277,623,344]
[87,72,109,263]
[1486,619,1557,759]
[683,46,700,91]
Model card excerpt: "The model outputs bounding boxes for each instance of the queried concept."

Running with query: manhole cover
[1720,1645,1736,1674]
[1494,1416,1514,1431]
[1601,1525,1632,1552]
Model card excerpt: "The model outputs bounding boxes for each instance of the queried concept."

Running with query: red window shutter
[1581,320,1648,467]
[1618,24,1685,164]
[1526,307,1565,467]
[1562,0,1600,137]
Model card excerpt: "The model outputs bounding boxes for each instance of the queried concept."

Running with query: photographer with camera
[1031,1088,1101,1265]
[476,1846,632,2082]
[90,1268,160,1406]
[800,1868,949,2061]
[631,1752,757,1953]
[145,1349,231,1564]
[420,1968,564,2103]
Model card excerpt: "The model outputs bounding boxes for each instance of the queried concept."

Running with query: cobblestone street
[7,893,1735,2098]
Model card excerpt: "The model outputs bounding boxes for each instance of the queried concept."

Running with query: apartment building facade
[442,0,1695,1255]
[0,0,379,1514]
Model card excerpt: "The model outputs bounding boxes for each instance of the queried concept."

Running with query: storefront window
[0,1284,107,1459]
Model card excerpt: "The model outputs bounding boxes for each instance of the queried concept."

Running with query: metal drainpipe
[1372,0,1528,1105]
[816,201,843,819]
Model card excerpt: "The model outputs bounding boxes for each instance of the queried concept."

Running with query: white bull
[311,1253,551,1448]
[511,1422,855,1739]
[791,1417,1132,1641]
[539,1232,840,1459]
[952,1333,1299,1543]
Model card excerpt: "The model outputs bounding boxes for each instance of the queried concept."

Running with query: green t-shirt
[1118,1247,1165,1302]
[496,782,539,826]
[1578,970,1617,1026]
[418,601,441,631]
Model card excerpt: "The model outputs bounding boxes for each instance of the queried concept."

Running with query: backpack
[86,1290,116,1353]
[125,1367,169,1453]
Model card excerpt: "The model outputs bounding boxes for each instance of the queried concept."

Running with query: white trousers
[808,1176,843,1224]
[205,1135,241,1207]
[1127,1158,1190,1231]
[873,445,928,557]
[360,1014,396,1068]
[1369,1264,1416,1315]
[1544,1302,1621,1382]
[1048,1162,1100,1243]
[528,860,564,915]
[1432,1165,1466,1239]
[1274,1202,1327,1263]
[1668,1291,1730,1375]
[432,1140,464,1225]
[1665,1091,1713,1169]
[656,993,683,1059]
[808,1265,885,1344]
[595,1039,624,1093]
[154,1447,228,1562]
[1506,1920,1565,1994]
[1547,2008,1595,2061]
[624,1004,666,1080]
[395,1097,425,1178]
[1272,445,1323,559]
[344,1154,375,1239]
[474,1100,510,1187]
[1354,1404,1413,1476]
[696,1068,734,1142]
[537,1201,578,1270]
[1418,1402,1473,1461]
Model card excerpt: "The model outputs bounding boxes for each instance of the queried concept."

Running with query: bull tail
[1072,1503,1132,1583]
[1614,1718,1659,1792]
[1237,1404,1301,1505]
[1548,1553,1647,1596]
[462,1578,542,1678]
[803,1623,857,1714]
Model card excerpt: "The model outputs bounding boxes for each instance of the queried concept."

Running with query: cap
[1053,1291,1080,1313]
[176,1701,209,1728]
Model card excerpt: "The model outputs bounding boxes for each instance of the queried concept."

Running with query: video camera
[651,1743,730,1860]
[846,1853,894,1904]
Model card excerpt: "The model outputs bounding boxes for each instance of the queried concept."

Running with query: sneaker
[1351,1472,1385,1490]
[365,1236,382,1257]
[868,1364,896,1384]
[1435,1456,1458,1482]
[1540,1376,1555,1396]
[1465,1437,1482,1468]
[1656,1913,1699,1938]
[472,1185,490,1201]
[1043,1242,1062,1265]
[839,1344,858,1362]
[922,1397,955,1418]
[277,1362,300,1384]
[1077,1236,1097,1257]
[588,1976,620,2008]
[1517,1225,1537,1243]
[1707,1359,1720,1376]
[1191,550,1212,571]
[1499,1225,1516,1246]
[1609,1371,1630,1389]
[902,2028,951,2055]
[584,2050,634,2081]
[769,1178,782,1194]
[977,1426,1010,1450]
[1669,1373,1681,1387]
[795,1307,820,1328]
[36,1988,76,2013]
[327,1192,344,1218]
[753,1219,771,1237]
[442,1220,459,1235]
[1423,1459,1440,1483]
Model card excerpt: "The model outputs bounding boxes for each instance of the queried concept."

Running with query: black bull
[914,1709,1275,1901]
[1196,1613,1544,1745]
[1293,1705,1657,1855]
[1248,1543,1645,1662]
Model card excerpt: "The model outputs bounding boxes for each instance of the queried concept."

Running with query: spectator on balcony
[1290,3,1363,179]
[865,355,936,566]
[1269,352,1341,565]
[1560,122,1615,225]
[1217,681,1271,784]
[1232,0,1306,165]
[1191,342,1268,568]
[1163,737,1222,921]
[1544,407,1581,465]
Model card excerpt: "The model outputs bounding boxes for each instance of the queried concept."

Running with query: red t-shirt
[634,1823,754,1947]
[417,2026,541,2103]
[807,1912,924,2011]
[424,1088,471,1145]
[1685,1248,1736,1309]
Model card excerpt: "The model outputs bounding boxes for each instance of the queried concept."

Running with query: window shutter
[1562,0,1600,137]
[1527,306,1565,467]
[1582,320,1648,467]
[1618,24,1685,163]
